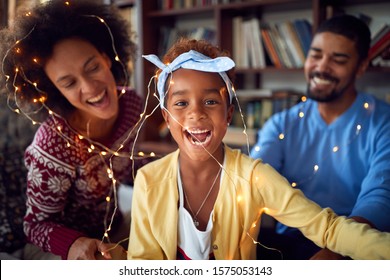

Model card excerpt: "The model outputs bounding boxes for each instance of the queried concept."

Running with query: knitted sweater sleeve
[23,124,85,259]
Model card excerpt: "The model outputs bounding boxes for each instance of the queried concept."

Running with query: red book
[369,30,390,60]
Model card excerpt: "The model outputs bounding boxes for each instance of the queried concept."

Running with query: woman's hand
[67,237,127,260]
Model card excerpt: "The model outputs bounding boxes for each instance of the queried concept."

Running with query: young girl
[127,38,390,260]
[0,0,149,260]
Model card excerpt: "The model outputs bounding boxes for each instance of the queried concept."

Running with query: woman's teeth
[87,92,105,104]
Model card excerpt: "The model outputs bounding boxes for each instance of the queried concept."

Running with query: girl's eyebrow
[55,55,96,83]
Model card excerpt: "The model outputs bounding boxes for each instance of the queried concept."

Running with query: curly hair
[0,0,137,120]
[162,38,235,83]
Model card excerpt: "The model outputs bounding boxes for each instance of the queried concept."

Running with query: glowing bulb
[114,152,119,156]
[254,145,260,152]
[299,111,304,118]
[138,151,145,156]
[101,151,107,156]
[90,144,95,150]
[364,103,369,109]
[78,135,84,140]
[278,133,285,140]
[301,96,307,102]
[332,146,339,152]
[150,152,156,157]
[15,109,20,114]
[115,56,120,61]
[104,233,109,238]
[121,88,126,94]
[357,125,361,131]
[65,1,70,6]
[291,182,297,187]
[33,58,38,63]
[314,165,319,172]
[57,126,62,131]
[106,196,111,202]
[88,148,92,153]
[66,143,71,147]
[48,110,53,115]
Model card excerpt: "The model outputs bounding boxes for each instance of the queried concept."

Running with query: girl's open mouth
[185,129,212,146]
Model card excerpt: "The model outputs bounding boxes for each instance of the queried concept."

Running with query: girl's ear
[161,108,170,128]
[227,104,234,125]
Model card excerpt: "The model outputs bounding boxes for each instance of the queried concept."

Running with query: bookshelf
[131,0,390,146]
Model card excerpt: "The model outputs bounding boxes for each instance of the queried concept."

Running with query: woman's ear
[102,53,112,69]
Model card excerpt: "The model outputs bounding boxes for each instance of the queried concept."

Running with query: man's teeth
[313,77,332,85]
[87,92,105,103]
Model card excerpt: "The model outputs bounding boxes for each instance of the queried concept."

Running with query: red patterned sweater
[23,89,145,259]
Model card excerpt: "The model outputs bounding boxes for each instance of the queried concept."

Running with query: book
[248,18,266,68]
[233,16,245,68]
[260,22,283,68]
[369,29,390,61]
[293,19,313,58]
[276,21,304,68]
[370,24,390,47]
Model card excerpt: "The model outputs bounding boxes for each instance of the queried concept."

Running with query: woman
[0,0,147,260]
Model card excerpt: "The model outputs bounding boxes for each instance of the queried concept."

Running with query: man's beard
[305,72,349,103]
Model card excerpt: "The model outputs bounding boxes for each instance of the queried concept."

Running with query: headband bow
[142,50,235,108]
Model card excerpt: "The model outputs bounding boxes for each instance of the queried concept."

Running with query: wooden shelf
[133,0,390,144]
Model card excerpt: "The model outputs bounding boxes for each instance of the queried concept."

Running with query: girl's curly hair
[0,0,137,120]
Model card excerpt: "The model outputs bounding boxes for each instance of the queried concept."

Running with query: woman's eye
[61,81,75,89]
[88,64,100,72]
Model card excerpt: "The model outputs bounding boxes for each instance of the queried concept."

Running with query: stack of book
[233,17,312,69]
[231,89,303,129]
[369,23,390,67]
[158,26,216,57]
[157,0,236,10]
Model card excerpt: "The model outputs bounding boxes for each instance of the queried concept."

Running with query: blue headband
[142,50,235,108]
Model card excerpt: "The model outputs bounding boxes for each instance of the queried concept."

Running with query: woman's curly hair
[0,0,137,120]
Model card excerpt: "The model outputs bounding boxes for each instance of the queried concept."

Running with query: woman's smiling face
[44,37,118,122]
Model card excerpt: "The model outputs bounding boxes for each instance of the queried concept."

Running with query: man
[250,14,390,259]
